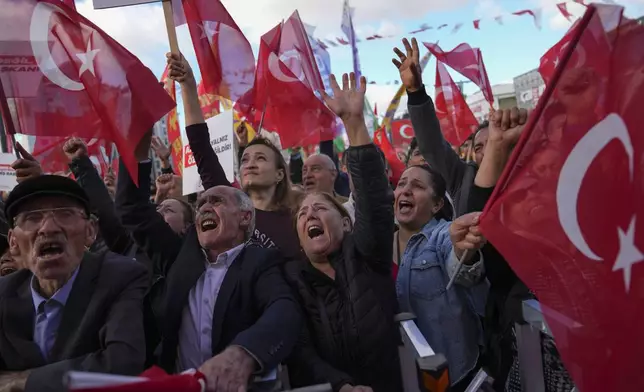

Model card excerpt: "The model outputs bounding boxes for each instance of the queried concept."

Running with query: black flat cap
[5,175,90,225]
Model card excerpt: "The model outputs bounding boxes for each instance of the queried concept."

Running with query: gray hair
[231,187,256,240]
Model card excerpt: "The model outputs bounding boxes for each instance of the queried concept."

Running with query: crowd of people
[0,37,573,392]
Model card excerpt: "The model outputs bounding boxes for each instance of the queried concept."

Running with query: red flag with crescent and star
[434,61,478,146]
[373,127,405,185]
[0,0,175,184]
[183,0,254,103]
[390,119,414,147]
[424,42,494,106]
[479,4,644,391]
[238,11,336,148]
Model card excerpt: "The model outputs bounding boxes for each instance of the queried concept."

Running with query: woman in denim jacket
[395,165,488,391]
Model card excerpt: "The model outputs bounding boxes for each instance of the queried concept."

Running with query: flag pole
[0,78,20,159]
[257,102,268,135]
[446,249,470,290]
[162,1,180,54]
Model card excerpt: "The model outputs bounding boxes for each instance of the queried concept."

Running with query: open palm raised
[322,72,366,126]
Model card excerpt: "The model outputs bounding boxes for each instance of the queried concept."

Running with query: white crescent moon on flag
[556,113,634,261]
[268,52,299,83]
[399,124,414,139]
[30,2,84,91]
[281,50,305,81]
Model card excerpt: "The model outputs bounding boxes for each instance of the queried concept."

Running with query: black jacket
[0,251,148,392]
[408,85,478,217]
[69,156,161,364]
[285,144,402,392]
[116,160,302,374]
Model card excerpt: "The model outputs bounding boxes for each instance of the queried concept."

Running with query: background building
[513,68,546,110]
[466,83,517,123]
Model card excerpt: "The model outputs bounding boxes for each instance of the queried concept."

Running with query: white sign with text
[0,153,18,192]
[182,110,235,196]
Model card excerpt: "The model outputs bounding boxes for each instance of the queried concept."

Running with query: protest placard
[182,110,235,195]
[0,153,18,192]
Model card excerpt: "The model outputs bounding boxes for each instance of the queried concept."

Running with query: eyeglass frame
[12,207,89,230]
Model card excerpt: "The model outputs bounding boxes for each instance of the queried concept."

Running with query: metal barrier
[516,300,577,392]
[396,313,494,392]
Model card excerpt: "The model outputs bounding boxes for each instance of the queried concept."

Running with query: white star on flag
[612,217,644,292]
[199,21,219,40]
[76,40,100,77]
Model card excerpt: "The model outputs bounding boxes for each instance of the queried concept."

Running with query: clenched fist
[11,142,42,183]
[63,137,88,160]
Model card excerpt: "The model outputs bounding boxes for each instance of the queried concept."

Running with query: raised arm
[114,133,183,275]
[166,53,231,189]
[392,38,468,196]
[322,73,394,273]
[64,139,134,255]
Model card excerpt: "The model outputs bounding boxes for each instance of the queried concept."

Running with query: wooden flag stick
[162,0,179,54]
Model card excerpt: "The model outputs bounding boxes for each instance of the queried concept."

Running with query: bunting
[319,1,583,47]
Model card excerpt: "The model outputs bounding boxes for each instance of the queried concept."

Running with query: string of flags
[314,0,587,50]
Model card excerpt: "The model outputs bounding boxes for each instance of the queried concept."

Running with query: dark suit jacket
[0,251,148,392]
[115,160,302,374]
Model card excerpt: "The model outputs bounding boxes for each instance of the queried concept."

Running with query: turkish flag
[238,11,336,148]
[184,0,254,103]
[479,5,644,391]
[33,136,111,176]
[373,127,405,185]
[434,61,478,146]
[0,0,175,184]
[424,42,494,106]
[538,17,584,86]
[390,119,414,147]
[67,366,205,392]
[61,0,75,11]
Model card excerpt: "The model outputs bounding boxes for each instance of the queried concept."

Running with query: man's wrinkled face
[8,196,95,281]
[195,186,251,249]
[302,154,337,194]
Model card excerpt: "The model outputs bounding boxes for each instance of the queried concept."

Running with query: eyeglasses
[14,207,87,231]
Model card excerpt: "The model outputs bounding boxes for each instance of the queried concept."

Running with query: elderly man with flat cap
[0,175,148,392]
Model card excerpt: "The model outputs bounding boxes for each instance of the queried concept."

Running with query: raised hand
[155,173,174,195]
[151,136,171,162]
[166,52,196,87]
[236,122,249,148]
[322,73,370,146]
[323,73,366,126]
[104,170,116,197]
[11,142,42,183]
[488,107,529,149]
[392,38,422,93]
[62,137,88,161]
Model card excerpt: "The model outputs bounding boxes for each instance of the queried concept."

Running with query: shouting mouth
[200,218,218,232]
[36,240,65,261]
[307,225,324,239]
